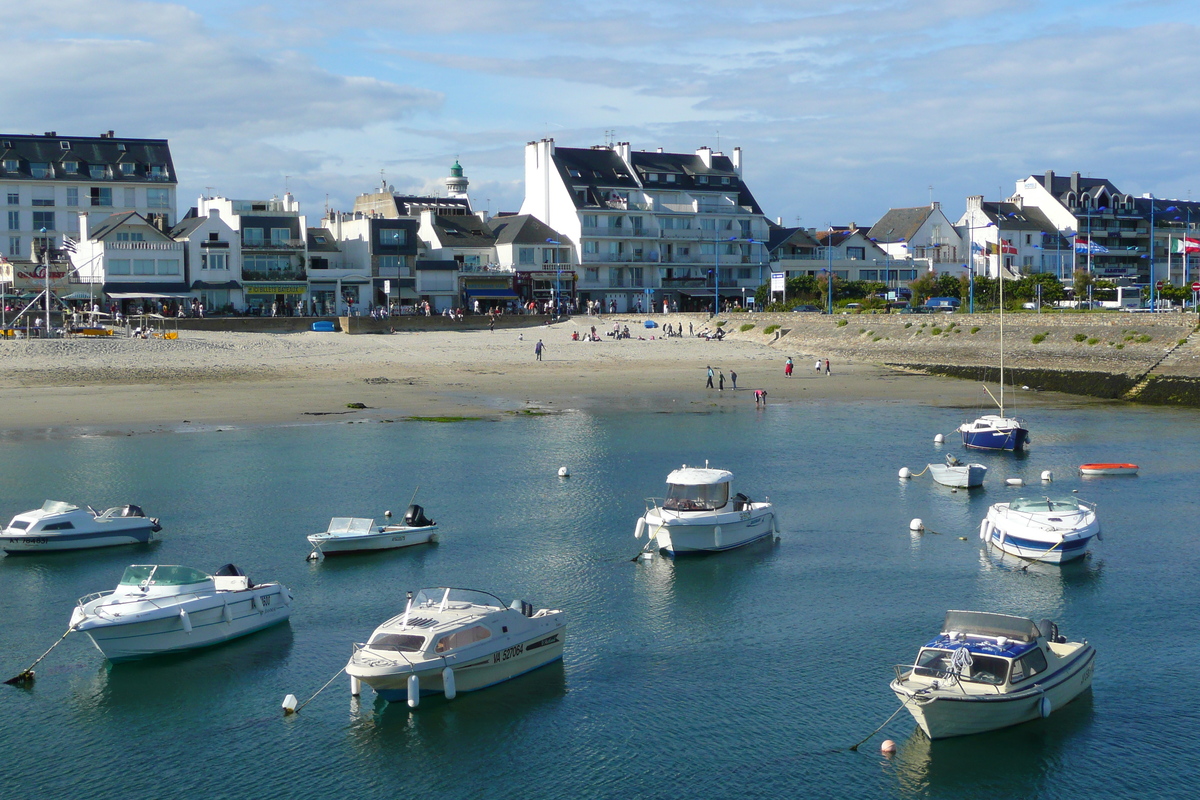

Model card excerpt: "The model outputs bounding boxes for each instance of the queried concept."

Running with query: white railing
[105,241,184,251]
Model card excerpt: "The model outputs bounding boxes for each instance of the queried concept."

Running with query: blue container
[311,321,336,332]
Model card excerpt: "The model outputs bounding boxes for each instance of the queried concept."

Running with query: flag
[970,241,984,253]
[1172,237,1200,254]
[61,235,77,254]
[1074,238,1109,254]
[1001,239,1017,255]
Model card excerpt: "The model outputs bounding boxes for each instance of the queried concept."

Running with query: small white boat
[1079,463,1138,476]
[980,495,1100,564]
[635,464,778,554]
[890,610,1095,740]
[928,454,987,488]
[346,587,566,706]
[69,564,292,662]
[1,500,161,554]
[307,504,437,558]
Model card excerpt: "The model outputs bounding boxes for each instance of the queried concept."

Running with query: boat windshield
[327,517,375,534]
[40,500,78,514]
[914,647,1009,686]
[1009,496,1083,513]
[368,633,426,653]
[118,565,210,586]
[412,587,505,610]
[664,482,729,512]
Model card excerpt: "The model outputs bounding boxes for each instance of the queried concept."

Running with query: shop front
[243,282,307,316]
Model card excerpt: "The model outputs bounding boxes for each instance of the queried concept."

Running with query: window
[646,173,658,182]
[6,191,17,204]
[700,218,716,231]
[696,175,708,184]
[608,216,623,230]
[721,177,731,185]
[201,253,227,270]
[89,165,106,179]
[568,168,582,178]
[149,165,167,180]
[582,215,597,228]
[108,259,130,275]
[243,228,264,246]
[123,188,136,207]
[665,480,728,511]
[629,216,643,231]
[8,236,18,256]
[665,174,676,183]
[119,163,135,175]
[32,188,54,207]
[66,188,78,207]
[367,633,425,652]
[585,267,599,282]
[630,267,644,286]
[1009,648,1048,683]
[270,227,291,245]
[434,625,491,653]
[740,220,752,237]
[32,211,55,230]
[30,163,51,178]
[62,160,78,173]
[90,187,112,207]
[846,246,865,260]
[146,188,170,209]
[900,269,917,281]
[860,269,879,281]
[2,158,18,172]
[583,240,599,254]
[6,211,17,230]
[738,268,752,279]
[157,259,179,275]
[518,247,535,265]
[378,228,406,246]
[115,231,145,242]
[133,259,156,275]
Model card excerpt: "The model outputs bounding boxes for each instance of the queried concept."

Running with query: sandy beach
[0,317,1096,435]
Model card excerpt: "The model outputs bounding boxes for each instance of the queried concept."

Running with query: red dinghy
[1079,463,1139,476]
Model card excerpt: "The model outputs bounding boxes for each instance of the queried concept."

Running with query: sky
[8,0,1200,229]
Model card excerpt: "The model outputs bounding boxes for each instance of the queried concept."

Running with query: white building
[171,207,241,312]
[866,203,963,275]
[520,139,771,312]
[73,211,187,309]
[197,195,308,314]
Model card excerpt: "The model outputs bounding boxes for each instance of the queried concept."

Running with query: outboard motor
[1037,619,1062,643]
[404,504,433,528]
[733,492,751,511]
[123,505,145,517]
[214,563,252,587]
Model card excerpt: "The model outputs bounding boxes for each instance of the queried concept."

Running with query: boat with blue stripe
[980,495,1100,564]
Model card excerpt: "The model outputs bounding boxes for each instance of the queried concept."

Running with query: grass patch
[739,323,755,332]
[1073,333,1087,342]
[859,328,867,333]
[970,326,981,334]
[836,319,848,327]
[1031,333,1047,344]
[764,324,780,335]
[931,327,942,335]
[904,322,913,328]
[1087,338,1100,345]
[408,415,484,422]
[716,321,726,328]
[1135,334,1152,343]
[1180,338,1189,346]
[346,402,366,409]
[872,335,883,342]
[1115,343,1125,349]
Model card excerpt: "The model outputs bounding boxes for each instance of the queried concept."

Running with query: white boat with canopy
[306,504,437,558]
[346,587,566,707]
[890,610,1095,739]
[980,495,1100,564]
[927,454,987,488]
[1,500,161,554]
[69,564,292,662]
[635,464,778,555]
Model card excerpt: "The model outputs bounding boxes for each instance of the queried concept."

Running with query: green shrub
[970,326,981,334]
[1135,334,1152,343]
[764,324,780,335]
[931,327,942,335]
[872,335,883,342]
[1087,338,1099,345]
[1073,333,1087,342]
[1180,338,1189,346]
[1115,343,1125,349]
[716,321,726,328]
[1031,333,1046,344]
[859,328,867,333]
[836,319,848,327]
[739,323,755,332]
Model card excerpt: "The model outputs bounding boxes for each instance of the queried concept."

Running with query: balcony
[243,239,306,250]
[659,229,702,241]
[106,241,184,251]
[460,263,515,274]
[242,269,307,282]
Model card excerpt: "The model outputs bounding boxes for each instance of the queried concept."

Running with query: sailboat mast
[999,232,1005,417]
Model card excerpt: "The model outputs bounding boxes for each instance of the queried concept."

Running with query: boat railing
[351,641,415,667]
[77,590,115,607]
[1000,499,1097,531]
[82,591,207,616]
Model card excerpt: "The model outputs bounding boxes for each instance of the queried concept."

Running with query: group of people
[782,356,831,377]
[704,365,738,391]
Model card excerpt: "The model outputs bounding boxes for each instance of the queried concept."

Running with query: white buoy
[385,510,392,518]
[910,518,924,532]
[1040,694,1052,718]
[714,525,722,549]
[1041,470,1053,482]
[1006,478,1024,487]
[251,594,262,612]
[557,466,570,478]
[179,608,192,634]
[442,667,457,700]
[934,433,945,444]
[222,602,233,624]
[881,739,897,755]
[282,694,298,714]
[350,676,361,697]
[898,467,912,479]
[407,674,420,708]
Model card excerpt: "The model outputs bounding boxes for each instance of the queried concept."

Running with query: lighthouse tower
[446,160,469,198]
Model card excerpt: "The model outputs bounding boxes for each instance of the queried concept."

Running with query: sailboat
[958,244,1029,451]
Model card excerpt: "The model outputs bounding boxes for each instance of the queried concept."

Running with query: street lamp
[824,224,834,314]
[962,220,994,314]
[546,238,563,316]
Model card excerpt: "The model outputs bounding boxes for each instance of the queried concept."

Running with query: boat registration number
[493,644,524,663]
[391,535,406,542]
[22,538,48,546]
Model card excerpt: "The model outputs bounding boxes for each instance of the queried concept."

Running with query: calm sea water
[1,399,1198,799]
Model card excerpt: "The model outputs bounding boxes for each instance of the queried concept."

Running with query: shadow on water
[887,690,1095,798]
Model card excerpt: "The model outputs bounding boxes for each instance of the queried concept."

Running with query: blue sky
[8,1,1200,228]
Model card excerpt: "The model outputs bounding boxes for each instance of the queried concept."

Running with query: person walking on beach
[785,357,793,377]
[824,358,831,375]
[815,359,822,374]
[730,370,738,389]
[718,371,725,391]
[535,339,546,361]
[706,366,714,388]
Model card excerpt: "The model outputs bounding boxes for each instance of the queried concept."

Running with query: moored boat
[635,464,778,554]
[959,414,1029,452]
[346,587,566,706]
[928,454,987,488]
[980,495,1100,564]
[307,504,437,558]
[69,564,292,662]
[1079,463,1138,476]
[890,610,1095,740]
[1,500,161,554]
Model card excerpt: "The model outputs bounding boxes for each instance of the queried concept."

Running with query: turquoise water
[1,401,1198,799]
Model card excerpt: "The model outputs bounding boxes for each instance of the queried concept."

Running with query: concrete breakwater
[711,311,1200,406]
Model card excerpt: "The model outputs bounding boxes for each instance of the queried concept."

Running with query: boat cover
[943,610,1040,643]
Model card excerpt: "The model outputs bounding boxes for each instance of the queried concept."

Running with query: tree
[1073,270,1094,305]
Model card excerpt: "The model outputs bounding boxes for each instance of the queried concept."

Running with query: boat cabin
[663,467,732,512]
[363,587,520,659]
[908,611,1055,690]
[1007,496,1086,515]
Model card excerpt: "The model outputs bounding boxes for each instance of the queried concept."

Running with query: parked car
[791,304,821,313]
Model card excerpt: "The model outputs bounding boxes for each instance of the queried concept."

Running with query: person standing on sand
[815,359,822,374]
[730,370,738,389]
[706,366,714,388]
[825,358,831,375]
[785,357,793,377]
[718,371,725,391]
[535,339,546,361]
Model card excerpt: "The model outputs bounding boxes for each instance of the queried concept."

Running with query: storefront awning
[675,287,743,298]
[107,292,194,299]
[464,289,520,299]
[191,280,240,289]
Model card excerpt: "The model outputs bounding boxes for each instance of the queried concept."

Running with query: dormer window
[117,144,126,152]
[2,158,18,172]
[665,174,676,183]
[696,176,708,184]
[62,161,79,173]
[119,163,135,175]
[30,163,51,178]
[721,177,731,185]
[646,173,658,182]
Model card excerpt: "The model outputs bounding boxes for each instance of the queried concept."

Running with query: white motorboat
[346,587,566,706]
[1,500,161,554]
[635,464,778,554]
[890,610,1095,740]
[980,495,1100,564]
[307,504,437,558]
[69,564,292,662]
[927,454,987,488]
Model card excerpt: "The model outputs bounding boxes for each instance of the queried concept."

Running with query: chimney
[967,195,983,212]
[696,146,713,169]
[44,131,56,137]
[732,146,742,177]
[1044,170,1054,190]
[931,200,940,210]
[1070,172,1080,193]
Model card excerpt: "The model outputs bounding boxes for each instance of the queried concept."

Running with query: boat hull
[308,524,438,555]
[1079,463,1138,476]
[73,584,291,662]
[645,507,776,554]
[961,426,1028,452]
[892,646,1095,739]
[928,463,987,488]
[355,624,567,702]
[1,522,159,554]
